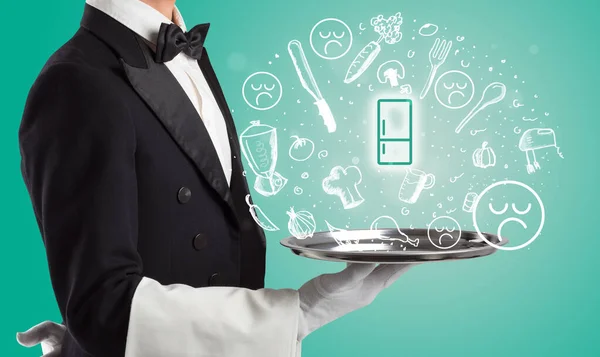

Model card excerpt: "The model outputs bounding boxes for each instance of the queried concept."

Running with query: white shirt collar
[86,0,188,46]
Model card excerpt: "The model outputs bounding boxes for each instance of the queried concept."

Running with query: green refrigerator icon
[377,99,412,165]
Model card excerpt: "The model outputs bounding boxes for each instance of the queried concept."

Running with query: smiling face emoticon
[309,18,353,60]
[427,216,462,249]
[473,180,545,251]
[242,71,282,111]
[434,70,475,109]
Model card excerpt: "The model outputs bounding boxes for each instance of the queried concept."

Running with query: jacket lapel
[198,50,243,172]
[80,4,237,221]
[120,36,237,219]
[199,50,267,243]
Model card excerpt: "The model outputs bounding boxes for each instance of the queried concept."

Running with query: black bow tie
[155,22,210,63]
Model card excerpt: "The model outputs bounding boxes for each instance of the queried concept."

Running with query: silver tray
[280,229,506,264]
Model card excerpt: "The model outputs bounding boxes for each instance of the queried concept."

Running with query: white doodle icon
[245,194,279,232]
[239,121,287,197]
[472,180,545,251]
[317,150,329,159]
[325,220,358,246]
[418,23,439,37]
[518,128,564,174]
[288,40,336,133]
[512,99,525,108]
[309,18,353,60]
[434,70,475,109]
[420,38,453,99]
[322,165,365,209]
[241,71,282,111]
[344,12,403,84]
[449,173,464,183]
[287,207,316,239]
[288,135,315,162]
[398,168,435,204]
[399,84,412,94]
[376,60,405,87]
[462,192,478,213]
[427,216,462,250]
[472,141,497,168]
[370,215,419,247]
[455,82,506,133]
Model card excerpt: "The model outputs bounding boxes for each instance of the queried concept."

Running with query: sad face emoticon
[309,18,353,60]
[434,70,475,109]
[472,180,545,251]
[242,71,283,111]
[427,216,462,249]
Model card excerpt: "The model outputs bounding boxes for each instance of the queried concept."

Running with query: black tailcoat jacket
[19,5,267,356]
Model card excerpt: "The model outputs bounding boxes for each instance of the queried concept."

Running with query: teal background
[1,0,598,356]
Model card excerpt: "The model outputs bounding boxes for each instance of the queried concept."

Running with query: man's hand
[16,320,65,357]
[297,263,417,341]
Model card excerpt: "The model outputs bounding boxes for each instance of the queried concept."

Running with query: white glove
[297,263,415,341]
[14,265,414,351]
[16,320,65,357]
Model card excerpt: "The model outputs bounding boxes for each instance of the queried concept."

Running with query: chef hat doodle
[322,165,365,210]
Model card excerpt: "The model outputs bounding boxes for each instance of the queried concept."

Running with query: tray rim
[280,228,507,257]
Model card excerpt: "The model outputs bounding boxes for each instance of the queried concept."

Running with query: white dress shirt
[82,1,301,357]
[87,0,232,185]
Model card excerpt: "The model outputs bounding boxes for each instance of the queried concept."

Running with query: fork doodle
[420,38,453,100]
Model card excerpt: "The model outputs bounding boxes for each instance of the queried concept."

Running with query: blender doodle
[239,121,288,197]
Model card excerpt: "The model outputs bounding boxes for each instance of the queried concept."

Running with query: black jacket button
[177,187,191,204]
[192,233,208,250]
[208,272,222,286]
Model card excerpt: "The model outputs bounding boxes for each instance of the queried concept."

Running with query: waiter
[16,0,416,356]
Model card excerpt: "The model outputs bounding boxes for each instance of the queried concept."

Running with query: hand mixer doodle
[239,121,288,196]
[518,128,564,174]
